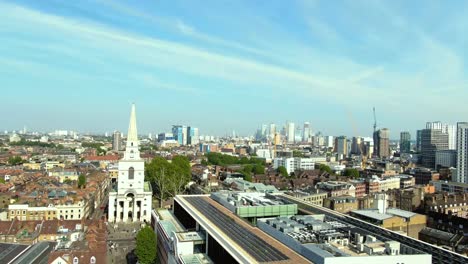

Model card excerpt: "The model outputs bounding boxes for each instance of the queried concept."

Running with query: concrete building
[400,131,411,154]
[367,175,400,193]
[350,194,427,239]
[334,136,347,158]
[374,128,390,158]
[303,122,311,142]
[351,137,362,155]
[315,181,356,197]
[431,180,468,194]
[112,131,122,151]
[325,135,334,149]
[323,196,357,213]
[285,188,328,206]
[163,195,309,264]
[286,122,295,143]
[416,130,422,153]
[273,157,315,175]
[435,150,457,169]
[421,128,449,169]
[443,124,457,150]
[455,122,468,183]
[257,214,431,264]
[108,104,152,223]
[269,123,276,141]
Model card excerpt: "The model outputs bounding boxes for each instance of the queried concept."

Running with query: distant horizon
[1,1,467,137]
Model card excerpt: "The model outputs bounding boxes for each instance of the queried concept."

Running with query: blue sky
[1,0,467,137]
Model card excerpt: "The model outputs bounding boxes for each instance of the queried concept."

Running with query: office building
[456,122,468,183]
[286,122,295,143]
[172,125,188,145]
[269,123,276,141]
[443,124,457,150]
[325,135,334,149]
[374,128,390,158]
[108,104,152,223]
[273,157,315,175]
[303,122,311,142]
[112,131,122,151]
[435,150,457,169]
[400,131,411,154]
[351,137,362,155]
[421,128,449,169]
[416,130,422,152]
[188,126,199,145]
[335,136,347,157]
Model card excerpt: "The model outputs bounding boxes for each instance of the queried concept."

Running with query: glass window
[128,167,135,180]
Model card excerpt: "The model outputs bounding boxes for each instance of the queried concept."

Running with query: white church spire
[127,103,138,143]
[124,103,140,160]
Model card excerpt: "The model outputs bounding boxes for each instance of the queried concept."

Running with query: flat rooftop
[0,243,29,263]
[177,195,310,264]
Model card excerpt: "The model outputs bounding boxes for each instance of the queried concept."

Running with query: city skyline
[1,0,468,135]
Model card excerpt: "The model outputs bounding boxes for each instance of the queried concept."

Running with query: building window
[90,256,96,264]
[128,167,135,180]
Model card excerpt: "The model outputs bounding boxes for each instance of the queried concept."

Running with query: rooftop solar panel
[183,196,289,263]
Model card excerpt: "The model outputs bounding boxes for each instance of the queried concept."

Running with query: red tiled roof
[84,155,119,161]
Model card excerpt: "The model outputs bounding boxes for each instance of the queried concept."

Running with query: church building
[108,104,152,223]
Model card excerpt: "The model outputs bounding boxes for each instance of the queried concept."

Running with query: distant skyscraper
[112,131,122,151]
[442,124,456,150]
[188,127,199,145]
[261,124,268,139]
[426,121,443,130]
[373,128,390,158]
[286,122,295,143]
[416,130,422,153]
[269,123,276,141]
[172,125,187,145]
[351,137,362,155]
[400,131,411,153]
[421,128,449,169]
[303,122,311,142]
[335,136,347,157]
[455,122,468,183]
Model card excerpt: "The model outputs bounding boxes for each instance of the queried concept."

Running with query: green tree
[135,226,157,264]
[170,156,192,196]
[343,168,360,178]
[244,173,252,182]
[293,150,304,157]
[277,166,289,177]
[253,164,265,175]
[78,174,86,188]
[0,178,5,184]
[146,157,173,207]
[319,164,332,174]
[8,156,23,165]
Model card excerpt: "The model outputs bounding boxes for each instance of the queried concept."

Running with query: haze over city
[2,0,468,136]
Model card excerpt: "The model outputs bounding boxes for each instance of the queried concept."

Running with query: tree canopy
[78,174,86,188]
[277,166,289,177]
[135,226,157,264]
[343,168,360,178]
[292,150,304,157]
[318,164,332,174]
[203,152,265,166]
[8,156,23,165]
[145,156,192,206]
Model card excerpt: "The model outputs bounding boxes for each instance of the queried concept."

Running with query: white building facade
[456,122,468,183]
[273,157,315,174]
[108,104,153,223]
